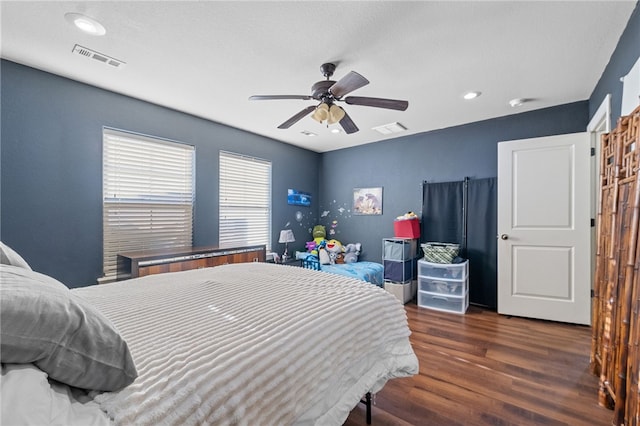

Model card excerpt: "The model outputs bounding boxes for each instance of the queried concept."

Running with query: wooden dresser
[117,244,266,280]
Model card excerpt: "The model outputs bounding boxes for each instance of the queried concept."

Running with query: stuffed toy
[312,225,326,243]
[343,243,361,263]
[324,239,344,264]
[317,240,331,265]
[308,225,327,256]
[396,211,419,220]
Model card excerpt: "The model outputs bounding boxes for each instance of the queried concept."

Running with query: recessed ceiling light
[331,128,341,134]
[509,98,527,107]
[463,91,481,100]
[65,13,106,36]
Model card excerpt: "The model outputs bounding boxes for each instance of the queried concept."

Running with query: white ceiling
[1,1,637,153]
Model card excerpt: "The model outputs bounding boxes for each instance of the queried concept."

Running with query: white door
[497,133,591,325]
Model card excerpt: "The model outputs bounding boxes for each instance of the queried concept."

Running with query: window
[219,151,271,250]
[102,128,195,282]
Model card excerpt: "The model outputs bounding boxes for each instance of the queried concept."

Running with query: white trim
[587,94,611,295]
[587,93,611,133]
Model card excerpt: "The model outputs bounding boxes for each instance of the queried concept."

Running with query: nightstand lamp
[278,229,295,262]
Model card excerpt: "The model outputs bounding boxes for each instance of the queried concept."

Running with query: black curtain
[421,177,497,309]
[421,181,464,247]
[466,177,497,309]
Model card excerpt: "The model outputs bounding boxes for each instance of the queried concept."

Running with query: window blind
[219,151,271,250]
[102,128,195,282]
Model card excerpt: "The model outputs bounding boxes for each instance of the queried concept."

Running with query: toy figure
[343,243,361,263]
[308,225,327,256]
[317,240,331,265]
[324,239,344,264]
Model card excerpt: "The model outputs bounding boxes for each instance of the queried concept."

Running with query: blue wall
[1,61,320,287]
[317,102,589,263]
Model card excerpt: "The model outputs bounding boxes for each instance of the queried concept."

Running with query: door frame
[587,94,611,293]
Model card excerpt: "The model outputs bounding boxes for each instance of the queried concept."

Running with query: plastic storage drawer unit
[417,259,469,314]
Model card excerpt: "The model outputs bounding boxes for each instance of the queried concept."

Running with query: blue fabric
[320,262,384,286]
[297,253,383,286]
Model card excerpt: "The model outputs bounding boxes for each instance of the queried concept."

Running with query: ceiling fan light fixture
[311,103,329,123]
[327,105,345,125]
[249,63,408,135]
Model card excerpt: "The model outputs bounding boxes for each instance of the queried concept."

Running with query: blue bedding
[320,262,384,286]
[297,253,384,286]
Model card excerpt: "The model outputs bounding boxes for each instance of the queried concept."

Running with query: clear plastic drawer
[418,291,468,314]
[418,277,465,296]
[418,259,467,280]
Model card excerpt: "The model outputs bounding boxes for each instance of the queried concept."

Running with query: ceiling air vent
[72,44,125,69]
[372,122,407,135]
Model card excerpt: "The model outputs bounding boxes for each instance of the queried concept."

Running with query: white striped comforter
[72,262,418,426]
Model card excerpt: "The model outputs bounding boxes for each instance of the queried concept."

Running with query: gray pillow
[0,265,137,391]
[0,242,32,270]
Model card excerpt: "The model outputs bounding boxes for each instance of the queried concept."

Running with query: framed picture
[353,187,383,215]
[287,189,311,207]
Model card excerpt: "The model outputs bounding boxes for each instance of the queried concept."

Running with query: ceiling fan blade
[339,110,359,134]
[249,95,312,101]
[277,106,316,129]
[344,96,409,111]
[329,71,369,98]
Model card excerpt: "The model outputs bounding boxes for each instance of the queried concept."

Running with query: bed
[296,252,385,286]
[0,243,418,426]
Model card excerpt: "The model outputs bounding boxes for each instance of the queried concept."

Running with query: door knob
[500,234,509,240]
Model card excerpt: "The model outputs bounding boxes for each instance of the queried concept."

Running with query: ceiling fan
[249,63,408,134]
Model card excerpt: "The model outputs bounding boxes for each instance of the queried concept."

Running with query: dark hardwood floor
[344,303,613,426]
